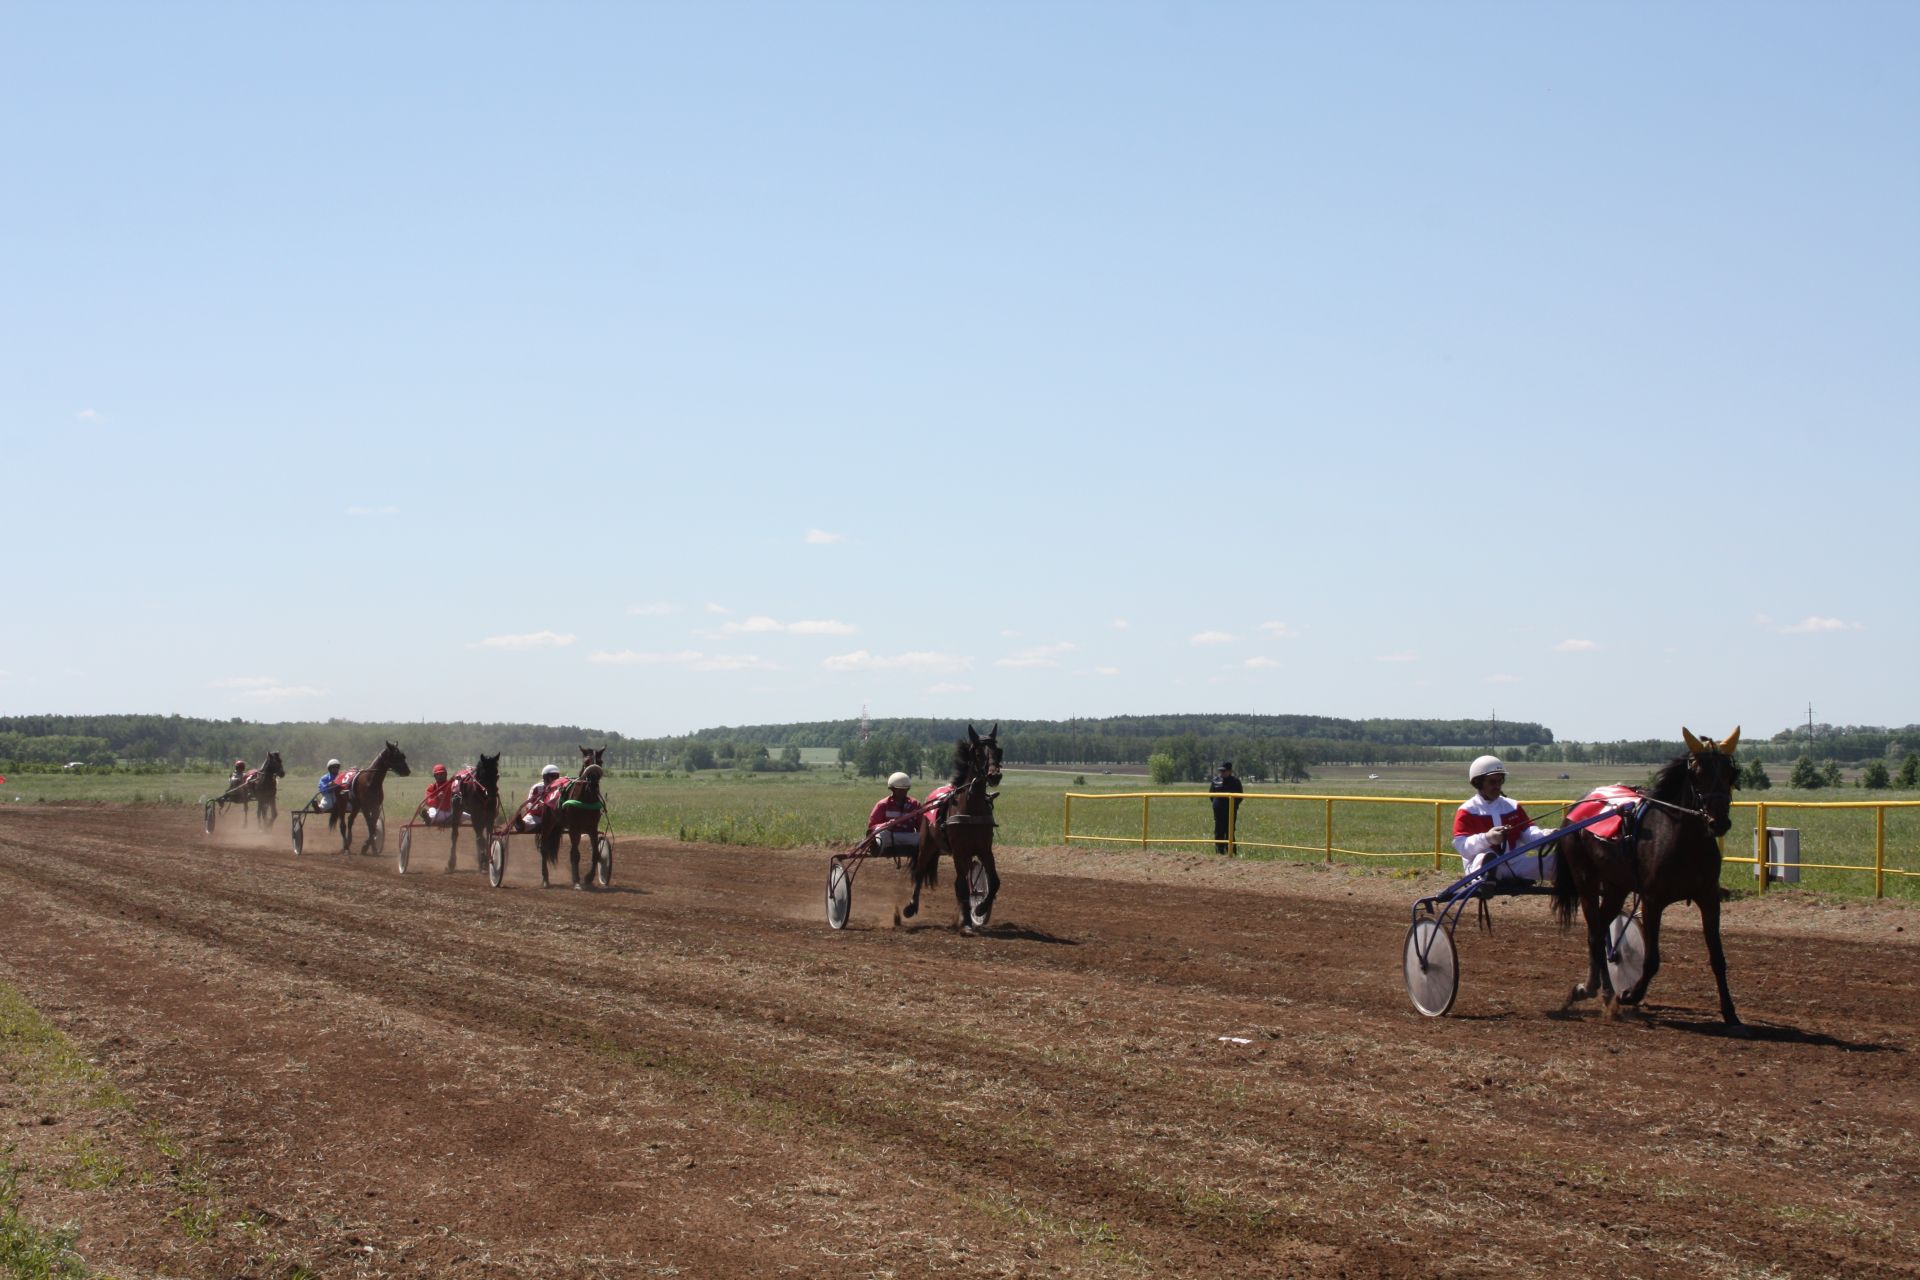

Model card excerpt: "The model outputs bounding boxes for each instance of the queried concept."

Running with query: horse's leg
[981,846,1001,919]
[569,828,584,890]
[1696,893,1741,1027]
[447,800,462,872]
[900,832,934,920]
[1619,900,1664,1007]
[952,848,975,934]
[1563,883,1608,1010]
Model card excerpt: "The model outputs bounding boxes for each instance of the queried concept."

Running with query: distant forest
[4,713,1912,781]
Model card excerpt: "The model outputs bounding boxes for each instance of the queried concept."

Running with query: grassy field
[7,760,1917,900]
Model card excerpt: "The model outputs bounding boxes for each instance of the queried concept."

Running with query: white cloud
[822,650,971,673]
[77,408,106,424]
[1486,673,1522,684]
[1093,666,1120,676]
[588,649,775,671]
[1555,639,1599,652]
[1376,652,1417,663]
[1258,621,1299,638]
[1244,656,1280,669]
[1780,615,1862,635]
[345,504,400,516]
[805,529,846,545]
[626,602,676,617]
[1000,629,1022,638]
[716,616,856,637]
[704,602,730,614]
[207,676,324,702]
[1111,619,1130,630]
[1190,631,1235,646]
[470,630,576,650]
[997,642,1076,668]
[925,682,974,695]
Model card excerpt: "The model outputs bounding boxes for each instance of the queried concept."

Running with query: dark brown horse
[446,752,501,873]
[900,724,1003,934]
[338,741,411,856]
[540,746,609,889]
[216,751,285,828]
[1552,726,1742,1027]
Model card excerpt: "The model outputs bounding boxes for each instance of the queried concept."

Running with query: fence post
[1324,797,1333,864]
[1876,805,1885,899]
[1063,793,1072,846]
[1141,794,1149,849]
[1755,802,1768,894]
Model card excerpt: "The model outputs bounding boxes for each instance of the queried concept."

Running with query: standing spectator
[1209,760,1244,855]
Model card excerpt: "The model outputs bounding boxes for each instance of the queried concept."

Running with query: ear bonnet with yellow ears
[1681,726,1742,756]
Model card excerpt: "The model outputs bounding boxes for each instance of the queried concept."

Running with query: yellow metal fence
[1061,791,1920,898]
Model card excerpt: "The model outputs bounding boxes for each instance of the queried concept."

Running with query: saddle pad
[1567,785,1643,841]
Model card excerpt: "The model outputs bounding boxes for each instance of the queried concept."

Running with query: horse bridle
[1641,755,1735,833]
[943,745,1003,827]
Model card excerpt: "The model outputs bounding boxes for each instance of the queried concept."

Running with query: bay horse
[1552,726,1743,1027]
[900,724,1003,934]
[540,746,608,889]
[218,751,285,828]
[338,741,411,856]
[446,752,501,873]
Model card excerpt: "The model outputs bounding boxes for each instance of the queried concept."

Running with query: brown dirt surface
[2,805,1916,1279]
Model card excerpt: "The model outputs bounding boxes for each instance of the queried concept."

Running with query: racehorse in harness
[447,752,501,873]
[1552,727,1743,1027]
[541,746,607,889]
[223,751,285,828]
[339,741,411,856]
[900,724,1003,934]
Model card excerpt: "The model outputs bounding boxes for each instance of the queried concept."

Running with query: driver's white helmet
[887,772,910,790]
[541,764,561,779]
[1469,755,1508,785]
[326,758,341,770]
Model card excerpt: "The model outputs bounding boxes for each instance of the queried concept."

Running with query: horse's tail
[912,827,940,895]
[1550,834,1581,928]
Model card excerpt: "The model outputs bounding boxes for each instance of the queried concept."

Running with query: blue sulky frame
[1403,804,1646,1017]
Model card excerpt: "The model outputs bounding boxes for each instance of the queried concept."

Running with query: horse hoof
[901,902,918,919]
[960,925,977,937]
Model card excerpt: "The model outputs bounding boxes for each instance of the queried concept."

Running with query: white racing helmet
[1469,755,1508,785]
[887,771,911,790]
[541,764,561,779]
[326,758,341,770]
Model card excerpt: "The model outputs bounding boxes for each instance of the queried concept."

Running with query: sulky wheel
[1606,913,1647,998]
[290,813,304,857]
[203,801,217,835]
[594,835,613,887]
[372,816,386,858]
[1403,918,1459,1018]
[825,862,852,930]
[967,861,992,928]
[487,837,507,888]
[397,826,411,874]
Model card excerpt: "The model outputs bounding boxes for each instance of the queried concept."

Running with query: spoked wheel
[825,862,852,930]
[594,835,613,887]
[967,861,992,927]
[372,817,386,858]
[1404,917,1459,1017]
[290,814,304,857]
[203,801,217,835]
[1606,913,1647,998]
[487,837,507,888]
[397,826,411,874]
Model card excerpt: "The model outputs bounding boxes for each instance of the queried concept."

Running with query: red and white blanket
[1566,785,1644,841]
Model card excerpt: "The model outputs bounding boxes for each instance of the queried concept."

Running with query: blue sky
[3,1,1914,742]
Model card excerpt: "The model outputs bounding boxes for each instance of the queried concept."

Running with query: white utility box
[1755,827,1801,884]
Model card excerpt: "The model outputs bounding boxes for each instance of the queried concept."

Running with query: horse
[217,751,285,828]
[338,741,411,856]
[900,724,1003,934]
[540,746,608,889]
[446,752,501,873]
[1551,726,1743,1027]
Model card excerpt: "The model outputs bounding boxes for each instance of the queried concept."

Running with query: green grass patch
[0,1165,89,1279]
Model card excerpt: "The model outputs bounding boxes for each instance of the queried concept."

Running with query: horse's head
[266,751,285,779]
[578,745,606,789]
[1681,726,1741,836]
[963,723,1003,790]
[476,752,500,792]
[382,740,412,778]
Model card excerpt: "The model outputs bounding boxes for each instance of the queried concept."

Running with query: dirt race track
[2,807,1917,1279]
